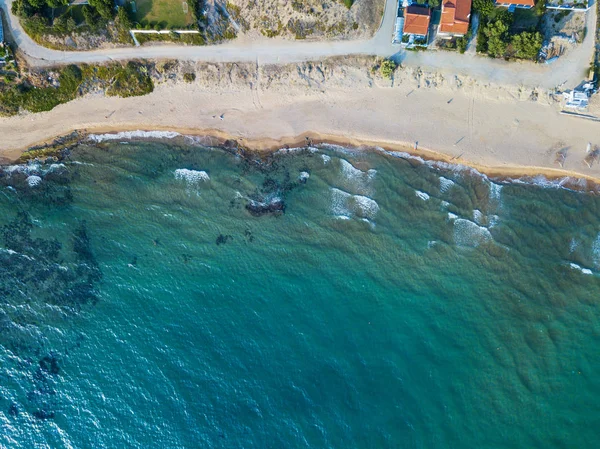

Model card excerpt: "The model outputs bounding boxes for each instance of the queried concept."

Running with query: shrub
[510,31,542,59]
[472,0,494,16]
[483,20,509,57]
[88,0,114,20]
[183,72,196,82]
[106,62,154,97]
[380,59,397,79]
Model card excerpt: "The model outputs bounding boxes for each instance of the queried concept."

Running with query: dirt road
[0,0,596,88]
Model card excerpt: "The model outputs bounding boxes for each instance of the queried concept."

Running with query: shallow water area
[0,138,599,448]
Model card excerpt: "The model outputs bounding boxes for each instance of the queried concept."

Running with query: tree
[23,14,49,35]
[116,6,132,30]
[510,31,543,59]
[472,0,494,16]
[88,0,114,20]
[12,0,35,18]
[52,15,68,33]
[483,20,509,58]
[66,16,77,32]
[380,59,397,79]
[416,0,440,7]
[46,0,68,8]
[82,5,97,28]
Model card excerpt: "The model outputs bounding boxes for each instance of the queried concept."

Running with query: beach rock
[298,171,310,184]
[216,234,233,245]
[245,198,285,216]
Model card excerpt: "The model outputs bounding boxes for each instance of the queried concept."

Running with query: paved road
[0,0,596,89]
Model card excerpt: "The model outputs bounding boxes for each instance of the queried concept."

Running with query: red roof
[403,6,431,36]
[439,0,472,35]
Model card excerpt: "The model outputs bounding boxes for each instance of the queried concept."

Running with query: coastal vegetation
[11,0,138,48]
[0,60,154,116]
[379,59,398,79]
[476,2,544,60]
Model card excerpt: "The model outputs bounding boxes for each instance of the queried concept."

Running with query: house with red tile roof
[438,0,472,36]
[403,5,431,38]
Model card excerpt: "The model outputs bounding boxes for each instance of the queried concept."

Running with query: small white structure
[563,82,595,110]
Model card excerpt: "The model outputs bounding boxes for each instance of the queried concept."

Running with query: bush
[183,72,196,83]
[0,63,155,116]
[106,62,154,97]
[342,0,354,8]
[380,59,397,79]
[510,31,542,59]
[17,64,82,113]
[472,0,494,16]
[482,20,509,57]
[88,0,114,20]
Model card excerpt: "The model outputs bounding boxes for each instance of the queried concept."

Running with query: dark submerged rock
[216,234,233,245]
[245,198,285,216]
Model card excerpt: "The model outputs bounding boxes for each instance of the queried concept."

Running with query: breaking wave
[174,169,210,184]
[415,190,430,201]
[439,177,455,193]
[87,131,182,142]
[331,188,379,221]
[569,263,593,275]
[453,218,493,247]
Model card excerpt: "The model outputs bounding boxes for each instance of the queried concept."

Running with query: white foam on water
[439,177,455,193]
[87,130,181,142]
[26,175,42,187]
[330,188,379,221]
[174,169,210,184]
[275,146,319,154]
[47,163,66,172]
[299,172,310,182]
[447,212,458,221]
[473,209,484,225]
[570,238,579,254]
[340,159,377,188]
[415,190,430,201]
[376,146,599,193]
[331,188,352,217]
[453,218,492,247]
[5,163,41,176]
[569,263,593,275]
[353,195,380,219]
[488,214,500,228]
[321,154,331,164]
[489,182,503,201]
[592,233,600,267]
[440,200,450,210]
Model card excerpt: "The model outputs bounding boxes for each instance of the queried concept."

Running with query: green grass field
[132,0,194,28]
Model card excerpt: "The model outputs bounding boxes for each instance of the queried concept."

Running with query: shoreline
[15,125,600,189]
[2,64,600,185]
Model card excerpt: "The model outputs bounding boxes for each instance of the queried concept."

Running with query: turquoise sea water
[1,136,600,448]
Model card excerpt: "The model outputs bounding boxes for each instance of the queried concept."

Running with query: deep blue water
[0,137,599,448]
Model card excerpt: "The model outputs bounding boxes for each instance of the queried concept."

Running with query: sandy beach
[1,59,600,181]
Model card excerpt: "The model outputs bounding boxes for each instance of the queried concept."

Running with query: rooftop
[496,0,536,7]
[403,5,431,36]
[439,0,472,35]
